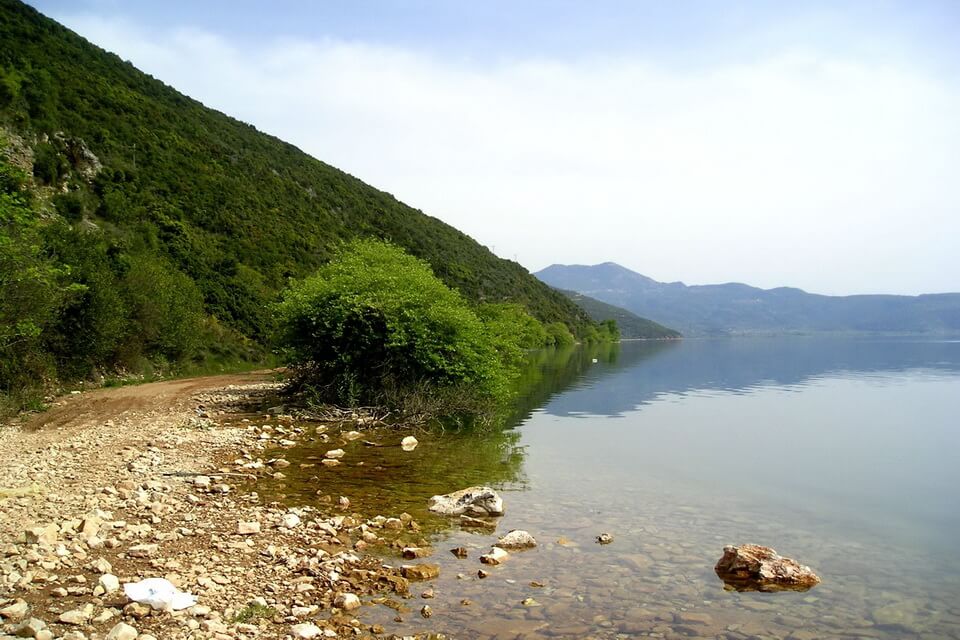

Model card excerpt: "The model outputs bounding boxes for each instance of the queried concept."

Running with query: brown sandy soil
[0,374,431,640]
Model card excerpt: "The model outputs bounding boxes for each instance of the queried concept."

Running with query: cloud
[55,14,960,294]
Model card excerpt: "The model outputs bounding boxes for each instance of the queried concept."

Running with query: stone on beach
[334,592,361,611]
[480,547,510,565]
[401,563,441,580]
[495,529,537,550]
[714,544,821,591]
[428,486,504,516]
[400,435,418,451]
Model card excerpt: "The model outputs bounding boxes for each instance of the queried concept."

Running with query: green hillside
[0,0,595,399]
[558,289,681,339]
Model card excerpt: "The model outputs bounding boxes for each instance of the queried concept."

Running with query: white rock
[99,573,120,593]
[281,513,302,529]
[495,529,537,550]
[400,435,418,451]
[324,448,345,459]
[0,598,28,621]
[428,486,504,516]
[333,592,361,611]
[59,604,94,625]
[127,543,158,558]
[104,622,138,640]
[480,546,510,565]
[291,623,322,638]
[237,521,261,535]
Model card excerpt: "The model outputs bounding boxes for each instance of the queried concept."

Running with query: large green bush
[276,239,517,407]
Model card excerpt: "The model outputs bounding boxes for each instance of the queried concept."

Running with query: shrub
[275,239,515,408]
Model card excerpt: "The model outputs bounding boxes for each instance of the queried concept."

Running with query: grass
[230,603,277,624]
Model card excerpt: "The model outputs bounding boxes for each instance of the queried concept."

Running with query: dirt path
[0,373,421,640]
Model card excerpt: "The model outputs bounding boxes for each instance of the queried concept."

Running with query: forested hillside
[0,0,594,405]
[557,290,680,339]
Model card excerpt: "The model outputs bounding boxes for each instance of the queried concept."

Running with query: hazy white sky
[30,1,960,295]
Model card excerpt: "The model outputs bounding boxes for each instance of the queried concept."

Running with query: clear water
[260,338,960,639]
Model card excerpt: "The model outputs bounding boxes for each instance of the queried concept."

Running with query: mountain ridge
[536,263,960,336]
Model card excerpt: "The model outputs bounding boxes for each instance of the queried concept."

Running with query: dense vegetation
[0,0,600,410]
[276,239,612,414]
[557,289,680,339]
[538,262,960,337]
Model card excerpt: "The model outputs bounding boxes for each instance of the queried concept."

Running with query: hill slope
[556,289,680,339]
[537,263,960,336]
[0,0,593,344]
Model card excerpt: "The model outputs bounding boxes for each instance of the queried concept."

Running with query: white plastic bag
[123,578,197,611]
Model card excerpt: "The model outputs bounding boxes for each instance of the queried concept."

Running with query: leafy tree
[275,239,514,407]
[545,322,575,347]
[0,161,75,394]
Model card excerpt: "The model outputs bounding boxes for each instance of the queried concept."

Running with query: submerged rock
[714,544,821,592]
[596,533,614,545]
[400,436,418,451]
[495,530,537,550]
[480,547,510,565]
[428,486,504,516]
[401,564,440,581]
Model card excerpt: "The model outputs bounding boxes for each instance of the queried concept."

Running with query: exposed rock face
[428,486,504,517]
[714,544,821,592]
[495,530,537,550]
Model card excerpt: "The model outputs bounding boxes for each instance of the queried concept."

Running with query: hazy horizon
[28,0,960,296]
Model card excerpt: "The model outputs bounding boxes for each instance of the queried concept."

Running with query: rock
[127,543,158,558]
[420,605,432,618]
[522,597,540,607]
[320,459,340,467]
[402,547,431,559]
[495,530,537,550]
[400,436,418,451]
[13,617,46,638]
[0,599,29,621]
[477,569,489,579]
[480,547,510,565]
[59,604,94,625]
[596,533,614,545]
[421,587,435,599]
[714,544,821,591]
[334,592,361,611]
[428,486,504,516]
[324,448,345,459]
[99,573,120,593]
[401,564,440,580]
[237,521,261,535]
[383,517,402,529]
[291,623,322,638]
[459,515,495,528]
[281,513,301,529]
[104,622,138,640]
[451,546,469,558]
[25,524,59,546]
[675,611,713,626]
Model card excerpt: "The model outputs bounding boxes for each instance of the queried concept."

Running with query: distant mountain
[536,263,960,336]
[556,289,680,339]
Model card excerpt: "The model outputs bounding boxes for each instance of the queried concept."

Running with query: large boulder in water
[714,544,821,592]
[428,486,504,517]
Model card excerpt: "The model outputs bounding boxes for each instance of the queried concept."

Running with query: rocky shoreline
[0,375,439,640]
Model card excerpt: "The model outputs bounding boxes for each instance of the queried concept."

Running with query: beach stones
[495,529,537,550]
[428,486,504,516]
[714,544,821,591]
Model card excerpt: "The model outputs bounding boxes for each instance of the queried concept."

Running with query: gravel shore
[0,375,433,640]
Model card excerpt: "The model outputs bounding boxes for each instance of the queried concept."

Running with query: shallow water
[260,338,960,639]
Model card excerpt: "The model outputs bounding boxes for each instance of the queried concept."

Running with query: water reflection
[544,337,960,418]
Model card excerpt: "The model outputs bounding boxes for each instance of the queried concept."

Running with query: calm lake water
[262,338,960,639]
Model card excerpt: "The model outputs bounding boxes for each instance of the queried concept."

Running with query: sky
[28,0,960,295]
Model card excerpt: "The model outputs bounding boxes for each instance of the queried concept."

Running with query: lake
[261,337,960,639]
